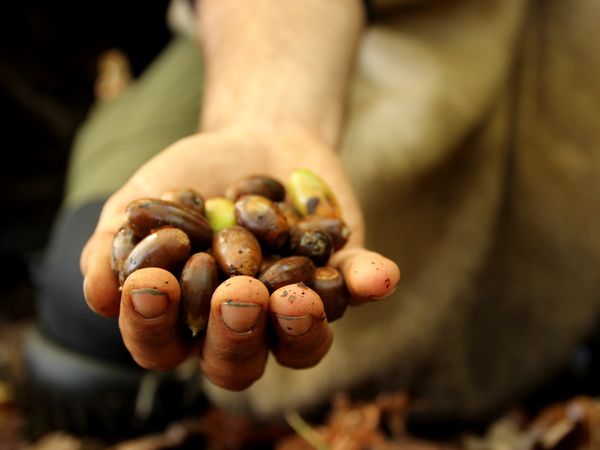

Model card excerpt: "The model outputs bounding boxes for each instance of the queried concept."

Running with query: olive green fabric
[63,37,202,208]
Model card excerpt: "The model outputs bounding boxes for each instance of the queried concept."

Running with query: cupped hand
[80,128,400,390]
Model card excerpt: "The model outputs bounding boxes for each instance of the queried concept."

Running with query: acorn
[180,252,219,336]
[287,168,340,217]
[225,175,286,202]
[205,197,236,232]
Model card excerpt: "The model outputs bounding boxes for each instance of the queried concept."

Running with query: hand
[81,127,400,390]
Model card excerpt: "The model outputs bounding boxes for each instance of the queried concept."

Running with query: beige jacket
[190,0,600,422]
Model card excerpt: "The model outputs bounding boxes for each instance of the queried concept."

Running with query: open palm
[81,128,399,390]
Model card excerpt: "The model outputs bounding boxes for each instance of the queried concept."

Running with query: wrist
[196,0,365,148]
[201,106,343,150]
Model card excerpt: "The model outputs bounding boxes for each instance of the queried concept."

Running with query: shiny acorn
[180,252,219,336]
[121,227,191,283]
[277,202,302,227]
[160,188,205,216]
[312,266,348,322]
[212,225,263,277]
[258,255,316,293]
[234,195,290,250]
[296,215,350,251]
[225,175,286,202]
[126,198,212,249]
[111,225,138,284]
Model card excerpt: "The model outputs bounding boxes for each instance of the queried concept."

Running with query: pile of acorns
[111,169,351,336]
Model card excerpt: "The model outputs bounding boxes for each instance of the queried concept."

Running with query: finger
[200,276,270,391]
[330,248,400,305]
[80,233,93,275]
[82,230,121,317]
[119,267,193,370]
[269,283,332,369]
[80,195,134,317]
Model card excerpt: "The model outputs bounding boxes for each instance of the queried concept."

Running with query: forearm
[197,0,365,147]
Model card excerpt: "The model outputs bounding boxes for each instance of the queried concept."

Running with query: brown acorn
[234,195,290,250]
[296,215,350,251]
[312,266,348,322]
[126,198,212,249]
[111,224,138,284]
[289,226,333,267]
[161,188,206,216]
[212,226,263,277]
[225,175,286,202]
[258,256,316,293]
[121,227,191,282]
[277,202,302,227]
[180,252,219,336]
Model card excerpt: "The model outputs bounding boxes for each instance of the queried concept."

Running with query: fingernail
[131,288,168,319]
[276,314,312,336]
[221,302,262,333]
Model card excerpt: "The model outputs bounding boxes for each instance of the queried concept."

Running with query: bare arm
[82,0,399,391]
[197,0,364,146]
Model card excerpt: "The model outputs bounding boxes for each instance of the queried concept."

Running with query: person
[27,0,600,436]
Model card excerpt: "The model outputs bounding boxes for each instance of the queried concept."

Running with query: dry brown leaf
[278,392,455,450]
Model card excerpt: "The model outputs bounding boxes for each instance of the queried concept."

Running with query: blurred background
[0,1,171,319]
[0,1,171,446]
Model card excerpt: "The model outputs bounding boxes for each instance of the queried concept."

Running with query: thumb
[330,247,400,305]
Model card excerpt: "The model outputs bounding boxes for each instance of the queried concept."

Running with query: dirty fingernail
[276,314,312,336]
[221,302,262,333]
[131,288,168,319]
